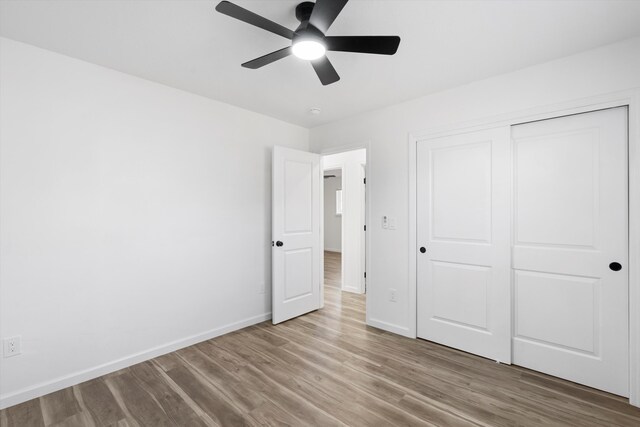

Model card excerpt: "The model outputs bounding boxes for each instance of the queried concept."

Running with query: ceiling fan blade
[308,0,349,34]
[325,36,401,55]
[215,1,294,40]
[242,47,292,69]
[311,56,340,86]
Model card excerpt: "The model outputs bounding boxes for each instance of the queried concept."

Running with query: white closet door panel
[512,107,628,397]
[431,142,492,242]
[417,127,511,363]
[432,261,490,329]
[514,270,599,354]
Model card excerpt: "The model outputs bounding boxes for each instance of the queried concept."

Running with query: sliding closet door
[511,107,629,396]
[417,128,511,363]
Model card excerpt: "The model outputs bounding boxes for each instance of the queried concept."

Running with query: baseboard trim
[0,312,271,410]
[324,248,342,253]
[367,318,414,338]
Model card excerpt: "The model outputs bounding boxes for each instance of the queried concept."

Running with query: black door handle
[276,241,284,247]
[609,262,622,271]
[419,247,426,253]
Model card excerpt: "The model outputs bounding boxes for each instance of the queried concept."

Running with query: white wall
[310,36,640,337]
[323,176,342,252]
[323,150,366,293]
[0,38,308,408]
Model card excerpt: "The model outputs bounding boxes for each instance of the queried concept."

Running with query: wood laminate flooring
[2,256,640,426]
[324,250,341,289]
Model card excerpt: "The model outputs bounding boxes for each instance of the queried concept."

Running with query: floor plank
[2,399,45,427]
[324,250,341,289]
[3,254,640,426]
[76,378,125,426]
[129,361,208,426]
[105,371,174,427]
[40,388,81,426]
[164,365,246,426]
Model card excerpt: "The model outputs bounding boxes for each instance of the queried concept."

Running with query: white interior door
[417,127,511,363]
[511,107,629,396]
[272,146,321,324]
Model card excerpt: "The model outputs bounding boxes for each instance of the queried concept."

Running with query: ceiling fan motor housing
[295,2,316,23]
[294,2,324,43]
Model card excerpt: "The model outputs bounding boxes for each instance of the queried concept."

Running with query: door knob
[609,262,622,271]
[419,247,426,253]
[276,241,284,247]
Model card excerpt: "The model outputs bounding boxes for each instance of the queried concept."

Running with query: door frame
[319,142,371,310]
[408,89,640,406]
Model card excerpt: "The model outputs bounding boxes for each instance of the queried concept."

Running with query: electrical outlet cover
[3,336,21,357]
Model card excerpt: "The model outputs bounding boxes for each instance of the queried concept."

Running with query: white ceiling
[2,0,640,128]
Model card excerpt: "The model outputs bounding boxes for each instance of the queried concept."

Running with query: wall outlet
[389,288,397,302]
[3,336,21,358]
[382,215,389,229]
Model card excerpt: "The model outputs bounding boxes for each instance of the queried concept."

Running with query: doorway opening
[323,168,343,289]
[322,149,367,311]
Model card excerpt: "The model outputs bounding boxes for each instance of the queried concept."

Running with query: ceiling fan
[215,0,401,86]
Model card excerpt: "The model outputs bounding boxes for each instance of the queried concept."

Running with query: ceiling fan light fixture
[292,39,326,60]
[216,0,401,85]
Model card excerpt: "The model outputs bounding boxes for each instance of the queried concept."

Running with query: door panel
[417,127,511,363]
[284,248,313,300]
[272,146,321,324]
[431,142,492,242]
[512,107,628,396]
[514,129,599,247]
[514,271,599,354]
[284,160,313,233]
[432,261,490,330]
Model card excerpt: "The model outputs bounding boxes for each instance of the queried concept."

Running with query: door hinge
[364,225,366,231]
[363,178,366,184]
[364,272,366,278]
